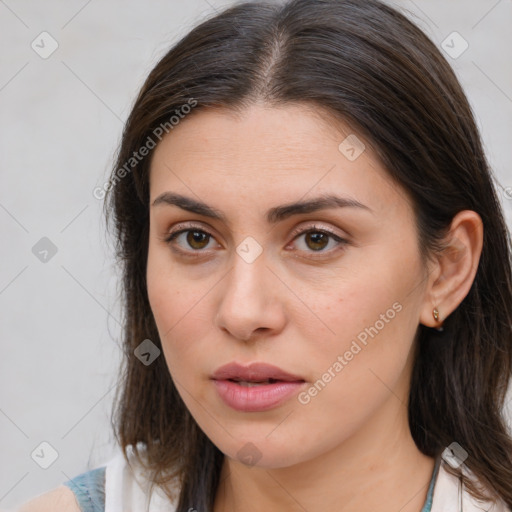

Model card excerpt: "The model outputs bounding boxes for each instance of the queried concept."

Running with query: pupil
[307,232,327,251]
[187,231,208,249]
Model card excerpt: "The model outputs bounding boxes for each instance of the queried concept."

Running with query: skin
[17,486,81,512]
[146,102,483,512]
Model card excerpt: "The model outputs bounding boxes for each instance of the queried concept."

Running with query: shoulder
[16,485,82,512]
[15,445,180,512]
[16,465,106,512]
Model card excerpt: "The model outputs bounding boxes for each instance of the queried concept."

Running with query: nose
[214,249,286,342]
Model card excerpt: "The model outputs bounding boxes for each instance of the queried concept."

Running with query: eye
[288,224,348,256]
[163,223,348,259]
[164,225,219,257]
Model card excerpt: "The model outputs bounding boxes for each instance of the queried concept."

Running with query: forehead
[148,102,406,215]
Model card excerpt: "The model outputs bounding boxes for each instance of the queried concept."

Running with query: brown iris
[187,230,210,249]
[305,232,329,251]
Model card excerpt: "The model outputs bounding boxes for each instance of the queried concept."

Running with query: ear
[419,210,484,329]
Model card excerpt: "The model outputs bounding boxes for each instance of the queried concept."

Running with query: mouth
[211,361,305,383]
[226,378,293,387]
[211,362,306,412]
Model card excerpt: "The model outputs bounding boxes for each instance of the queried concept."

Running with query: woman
[18,0,512,511]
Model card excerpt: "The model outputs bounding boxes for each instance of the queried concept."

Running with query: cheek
[146,257,219,398]
[147,250,192,355]
[301,249,422,402]
[310,293,408,391]
[147,238,194,331]
[289,297,416,458]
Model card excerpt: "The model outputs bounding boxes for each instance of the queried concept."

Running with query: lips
[211,362,305,383]
[211,362,306,412]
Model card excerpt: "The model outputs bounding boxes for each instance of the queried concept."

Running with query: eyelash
[163,223,348,259]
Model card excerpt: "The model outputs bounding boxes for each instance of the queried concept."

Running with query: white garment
[430,461,509,512]
[103,447,509,512]
[104,446,178,512]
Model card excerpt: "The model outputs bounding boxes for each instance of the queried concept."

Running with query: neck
[213,403,435,512]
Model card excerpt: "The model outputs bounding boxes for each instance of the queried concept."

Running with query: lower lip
[212,379,305,412]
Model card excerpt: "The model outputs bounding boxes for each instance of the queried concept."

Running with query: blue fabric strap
[421,456,442,512]
[63,466,106,512]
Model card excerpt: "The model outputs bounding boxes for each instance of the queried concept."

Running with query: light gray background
[1,0,511,510]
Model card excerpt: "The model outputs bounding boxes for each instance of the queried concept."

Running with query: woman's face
[147,103,432,468]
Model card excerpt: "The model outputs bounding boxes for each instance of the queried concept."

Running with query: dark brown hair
[104,0,512,510]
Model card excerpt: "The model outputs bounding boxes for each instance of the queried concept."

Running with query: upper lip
[211,362,305,382]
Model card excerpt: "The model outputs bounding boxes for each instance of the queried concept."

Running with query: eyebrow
[151,192,373,224]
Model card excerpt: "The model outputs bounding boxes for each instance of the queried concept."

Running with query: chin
[212,433,311,469]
